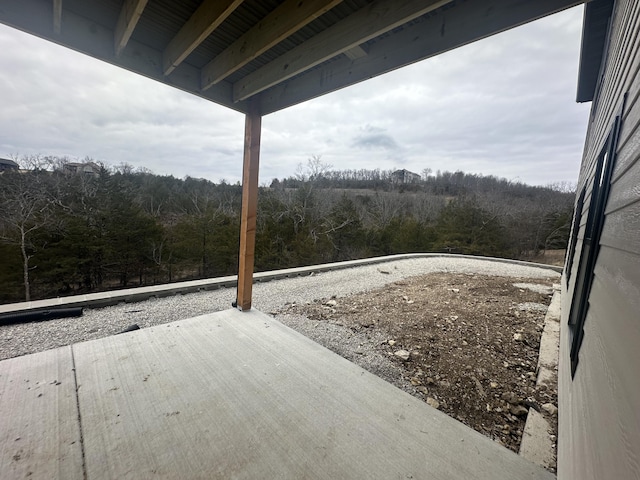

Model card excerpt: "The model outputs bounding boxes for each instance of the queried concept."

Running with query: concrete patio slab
[0,347,83,479]
[1,309,555,479]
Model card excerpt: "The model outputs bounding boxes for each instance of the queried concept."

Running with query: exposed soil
[279,272,558,462]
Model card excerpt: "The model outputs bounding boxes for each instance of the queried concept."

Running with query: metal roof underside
[576,0,615,102]
[1,0,586,116]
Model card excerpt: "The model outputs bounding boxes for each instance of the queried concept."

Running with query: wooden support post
[236,101,261,311]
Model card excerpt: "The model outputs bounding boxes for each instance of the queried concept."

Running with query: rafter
[53,0,62,34]
[114,0,148,58]
[233,0,449,102]
[344,44,368,60]
[163,0,243,76]
[259,0,584,114]
[201,0,343,91]
[1,0,586,117]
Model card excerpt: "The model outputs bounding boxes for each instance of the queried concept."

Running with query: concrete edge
[519,287,561,470]
[0,253,562,316]
[536,286,561,388]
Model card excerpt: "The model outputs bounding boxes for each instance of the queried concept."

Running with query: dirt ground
[280,272,558,462]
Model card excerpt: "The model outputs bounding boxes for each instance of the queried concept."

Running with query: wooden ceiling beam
[232,0,450,102]
[344,45,369,61]
[259,0,585,114]
[53,0,62,34]
[114,0,149,58]
[0,0,248,112]
[201,0,343,91]
[162,0,244,76]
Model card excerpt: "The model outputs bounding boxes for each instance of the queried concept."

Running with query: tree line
[0,155,575,304]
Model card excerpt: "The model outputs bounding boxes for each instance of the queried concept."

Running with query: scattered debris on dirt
[276,272,558,465]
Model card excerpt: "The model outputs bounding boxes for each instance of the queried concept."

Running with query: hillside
[0,156,574,304]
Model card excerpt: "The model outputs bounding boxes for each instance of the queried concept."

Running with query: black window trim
[568,103,624,377]
[565,186,586,286]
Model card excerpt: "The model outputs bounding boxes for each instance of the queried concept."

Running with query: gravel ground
[0,257,560,360]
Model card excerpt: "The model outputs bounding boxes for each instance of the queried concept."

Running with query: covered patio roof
[2,0,583,116]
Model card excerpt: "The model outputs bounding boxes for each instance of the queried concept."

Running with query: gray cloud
[351,125,400,151]
[0,6,589,186]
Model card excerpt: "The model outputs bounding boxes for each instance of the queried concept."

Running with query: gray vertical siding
[560,0,640,478]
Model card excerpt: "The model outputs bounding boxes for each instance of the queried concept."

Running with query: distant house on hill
[63,161,101,177]
[391,169,421,184]
[0,158,19,172]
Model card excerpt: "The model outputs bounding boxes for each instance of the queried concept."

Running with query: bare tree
[11,153,53,171]
[546,181,577,194]
[295,155,333,182]
[367,192,405,228]
[0,168,55,301]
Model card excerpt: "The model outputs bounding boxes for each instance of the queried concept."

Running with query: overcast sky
[0,5,590,187]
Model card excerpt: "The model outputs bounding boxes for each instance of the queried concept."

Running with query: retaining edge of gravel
[519,286,561,469]
[0,253,562,318]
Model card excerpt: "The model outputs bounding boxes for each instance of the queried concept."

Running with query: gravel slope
[0,257,560,360]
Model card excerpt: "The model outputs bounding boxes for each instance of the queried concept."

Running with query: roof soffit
[0,0,587,115]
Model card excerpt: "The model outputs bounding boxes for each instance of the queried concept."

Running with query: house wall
[559,0,640,478]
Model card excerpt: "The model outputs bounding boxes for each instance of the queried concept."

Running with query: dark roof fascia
[576,0,615,103]
[0,158,19,167]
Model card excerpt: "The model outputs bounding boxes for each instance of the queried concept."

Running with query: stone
[325,300,337,306]
[388,340,396,346]
[513,333,524,341]
[509,405,529,417]
[518,302,549,312]
[501,392,521,405]
[490,382,499,389]
[394,350,410,361]
[410,377,422,386]
[118,324,140,334]
[426,397,440,409]
[519,409,554,467]
[425,377,435,385]
[541,403,558,416]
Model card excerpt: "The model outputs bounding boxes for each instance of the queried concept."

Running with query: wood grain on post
[237,101,261,311]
